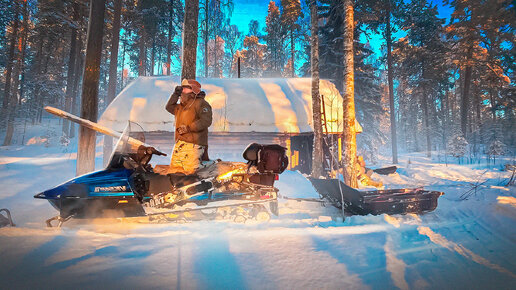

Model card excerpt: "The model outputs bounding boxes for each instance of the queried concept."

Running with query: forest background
[0,0,514,164]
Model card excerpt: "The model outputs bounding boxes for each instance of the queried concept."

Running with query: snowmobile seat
[168,173,201,188]
[144,172,201,194]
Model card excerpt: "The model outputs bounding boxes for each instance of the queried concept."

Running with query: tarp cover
[98,77,344,133]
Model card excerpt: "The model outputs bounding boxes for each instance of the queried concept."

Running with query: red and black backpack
[243,143,289,174]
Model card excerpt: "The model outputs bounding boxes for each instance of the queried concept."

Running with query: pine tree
[445,0,515,139]
[77,0,106,175]
[280,0,302,77]
[1,0,19,112]
[264,1,285,77]
[62,1,81,136]
[310,0,324,178]
[182,0,200,80]
[447,129,468,160]
[103,0,123,166]
[393,0,448,157]
[341,0,357,188]
[233,36,266,77]
[223,24,242,76]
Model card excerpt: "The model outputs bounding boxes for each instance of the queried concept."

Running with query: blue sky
[229,0,454,59]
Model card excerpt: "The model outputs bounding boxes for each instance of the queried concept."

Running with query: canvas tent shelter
[98,76,348,172]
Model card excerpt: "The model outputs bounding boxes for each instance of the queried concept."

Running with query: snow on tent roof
[98,76,344,133]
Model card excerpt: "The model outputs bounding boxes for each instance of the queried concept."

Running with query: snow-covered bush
[487,139,506,156]
[447,132,468,158]
[487,139,507,164]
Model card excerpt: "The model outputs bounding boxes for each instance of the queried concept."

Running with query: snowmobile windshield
[107,122,146,169]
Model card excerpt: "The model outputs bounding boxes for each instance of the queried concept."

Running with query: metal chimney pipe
[237,57,241,78]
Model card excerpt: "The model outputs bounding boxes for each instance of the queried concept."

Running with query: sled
[308,178,443,215]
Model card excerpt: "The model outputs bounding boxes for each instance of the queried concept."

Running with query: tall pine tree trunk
[182,0,199,80]
[2,3,19,111]
[18,3,29,109]
[150,35,156,76]
[290,29,295,77]
[4,0,27,146]
[203,0,209,78]
[120,38,126,87]
[30,38,45,125]
[77,0,106,176]
[70,31,85,138]
[103,0,122,166]
[310,0,324,178]
[341,0,357,188]
[461,46,473,138]
[63,5,79,136]
[421,91,431,157]
[386,0,398,164]
[166,0,174,75]
[138,31,147,76]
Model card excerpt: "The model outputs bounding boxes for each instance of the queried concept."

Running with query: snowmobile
[35,107,288,227]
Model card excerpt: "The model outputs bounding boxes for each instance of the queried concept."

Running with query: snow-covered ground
[1,124,515,289]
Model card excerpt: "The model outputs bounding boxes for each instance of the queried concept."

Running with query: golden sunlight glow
[129,97,147,123]
[290,79,343,133]
[216,168,245,181]
[497,196,516,208]
[259,82,300,133]
[204,84,230,131]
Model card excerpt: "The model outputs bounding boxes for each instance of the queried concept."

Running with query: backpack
[243,143,289,174]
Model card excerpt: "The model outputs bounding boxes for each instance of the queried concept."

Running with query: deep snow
[1,125,515,289]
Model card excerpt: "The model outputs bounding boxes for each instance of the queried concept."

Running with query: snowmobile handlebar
[148,146,167,157]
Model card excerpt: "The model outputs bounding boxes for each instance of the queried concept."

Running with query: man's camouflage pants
[168,140,206,175]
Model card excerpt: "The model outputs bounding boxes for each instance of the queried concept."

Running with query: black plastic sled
[309,178,443,215]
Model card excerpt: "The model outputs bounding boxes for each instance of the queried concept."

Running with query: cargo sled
[309,178,443,215]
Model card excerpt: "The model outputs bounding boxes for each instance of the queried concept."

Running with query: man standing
[166,79,212,174]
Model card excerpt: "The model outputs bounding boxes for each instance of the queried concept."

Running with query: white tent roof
[99,76,344,133]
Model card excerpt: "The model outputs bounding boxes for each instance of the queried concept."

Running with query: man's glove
[174,86,183,95]
[177,125,189,135]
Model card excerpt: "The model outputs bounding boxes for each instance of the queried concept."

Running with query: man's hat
[181,79,201,95]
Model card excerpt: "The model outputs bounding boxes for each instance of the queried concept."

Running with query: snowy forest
[1,0,515,161]
[1,0,516,289]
